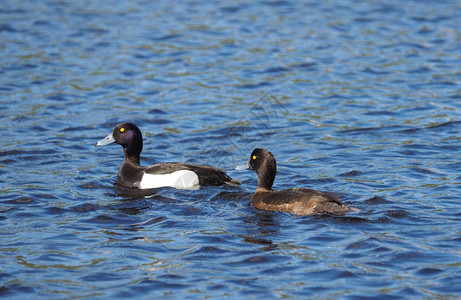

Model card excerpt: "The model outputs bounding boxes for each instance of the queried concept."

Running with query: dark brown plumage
[244,148,350,216]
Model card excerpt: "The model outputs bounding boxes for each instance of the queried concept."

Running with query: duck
[236,148,351,215]
[96,123,240,189]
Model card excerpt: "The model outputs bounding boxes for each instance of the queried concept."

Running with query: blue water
[1,0,461,298]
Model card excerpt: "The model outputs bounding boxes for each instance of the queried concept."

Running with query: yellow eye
[252,155,256,160]
[120,127,125,133]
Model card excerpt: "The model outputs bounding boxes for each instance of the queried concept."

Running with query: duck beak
[95,133,115,146]
[235,162,249,171]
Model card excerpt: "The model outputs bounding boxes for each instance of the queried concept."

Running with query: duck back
[251,188,350,216]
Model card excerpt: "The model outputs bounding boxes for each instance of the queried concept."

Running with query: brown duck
[237,148,351,216]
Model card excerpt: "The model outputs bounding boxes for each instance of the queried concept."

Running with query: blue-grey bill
[235,162,249,170]
[96,133,115,146]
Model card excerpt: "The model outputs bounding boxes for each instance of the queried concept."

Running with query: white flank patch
[139,170,200,189]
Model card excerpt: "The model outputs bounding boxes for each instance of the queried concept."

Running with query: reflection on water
[1,0,461,298]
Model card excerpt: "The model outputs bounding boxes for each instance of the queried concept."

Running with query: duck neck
[257,166,275,190]
[124,153,140,165]
[124,146,141,165]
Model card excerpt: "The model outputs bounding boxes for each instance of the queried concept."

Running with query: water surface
[1,0,461,298]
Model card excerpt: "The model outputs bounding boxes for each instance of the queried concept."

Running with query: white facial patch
[139,170,200,189]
